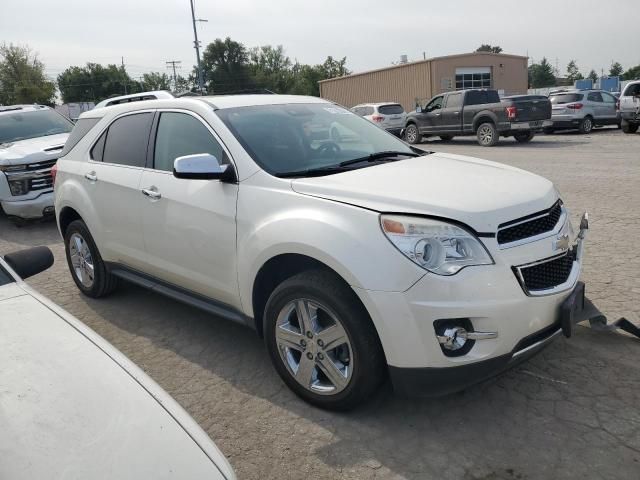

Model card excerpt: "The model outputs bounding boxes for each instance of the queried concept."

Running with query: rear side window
[153,112,226,172]
[601,92,617,104]
[622,83,640,97]
[378,104,404,115]
[550,93,584,104]
[465,90,499,105]
[102,113,154,167]
[445,93,463,108]
[60,118,100,156]
[587,92,603,102]
[91,132,106,161]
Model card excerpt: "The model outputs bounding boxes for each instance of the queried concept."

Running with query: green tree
[319,56,350,79]
[587,69,598,83]
[528,57,555,88]
[0,44,55,105]
[623,65,640,80]
[566,60,583,82]
[249,45,294,93]
[57,63,142,103]
[141,72,171,91]
[201,37,255,94]
[609,62,623,77]
[476,44,503,54]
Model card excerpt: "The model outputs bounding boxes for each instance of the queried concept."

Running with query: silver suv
[619,81,640,134]
[545,89,619,134]
[351,102,406,136]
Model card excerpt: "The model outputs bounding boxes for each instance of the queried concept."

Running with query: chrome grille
[497,201,563,246]
[4,159,56,195]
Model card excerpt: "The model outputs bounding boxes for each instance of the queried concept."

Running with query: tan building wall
[319,52,528,112]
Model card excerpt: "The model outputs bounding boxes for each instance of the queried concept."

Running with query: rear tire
[578,116,594,134]
[64,219,118,298]
[264,269,386,411]
[439,135,453,141]
[622,121,639,134]
[404,123,421,144]
[514,131,535,143]
[476,122,499,146]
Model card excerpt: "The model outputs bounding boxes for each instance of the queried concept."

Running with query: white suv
[351,102,406,136]
[619,80,640,134]
[54,95,589,410]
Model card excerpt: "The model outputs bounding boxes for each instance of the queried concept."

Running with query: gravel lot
[1,127,639,480]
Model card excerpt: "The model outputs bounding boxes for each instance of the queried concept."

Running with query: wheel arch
[473,113,497,131]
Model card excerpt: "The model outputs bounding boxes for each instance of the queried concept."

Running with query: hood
[0,133,69,166]
[291,152,557,232]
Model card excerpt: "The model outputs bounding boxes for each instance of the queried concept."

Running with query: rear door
[138,110,240,308]
[86,112,152,268]
[440,92,463,132]
[600,92,618,123]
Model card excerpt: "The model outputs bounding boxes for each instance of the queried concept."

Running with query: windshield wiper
[278,166,351,178]
[338,150,422,168]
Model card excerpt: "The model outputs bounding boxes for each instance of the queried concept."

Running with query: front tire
[404,123,421,144]
[264,270,386,410]
[514,131,535,143]
[476,122,499,146]
[622,120,639,134]
[64,219,118,298]
[578,116,594,134]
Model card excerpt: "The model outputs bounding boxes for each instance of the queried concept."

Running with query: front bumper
[620,111,640,122]
[1,191,55,219]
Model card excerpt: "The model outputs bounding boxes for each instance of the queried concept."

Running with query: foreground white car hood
[0,133,68,167]
[0,281,234,480]
[291,152,557,232]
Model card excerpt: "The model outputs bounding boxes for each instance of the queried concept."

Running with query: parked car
[0,105,73,222]
[619,81,640,134]
[94,90,174,109]
[403,89,552,146]
[0,246,235,479]
[545,89,619,134]
[351,102,406,136]
[55,94,588,410]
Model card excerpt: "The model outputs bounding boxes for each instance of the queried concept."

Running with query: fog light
[9,180,28,196]
[438,326,469,351]
[434,318,498,357]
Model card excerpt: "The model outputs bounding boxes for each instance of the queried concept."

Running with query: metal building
[319,52,529,112]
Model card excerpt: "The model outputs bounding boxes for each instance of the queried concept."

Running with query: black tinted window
[60,118,100,156]
[102,113,153,167]
[378,104,404,115]
[550,93,584,104]
[465,90,499,105]
[153,112,225,172]
[445,93,463,108]
[623,83,640,96]
[587,92,603,102]
[91,131,106,161]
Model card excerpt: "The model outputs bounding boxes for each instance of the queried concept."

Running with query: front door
[138,110,240,308]
[419,95,444,134]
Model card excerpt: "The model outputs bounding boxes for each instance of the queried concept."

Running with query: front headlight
[380,214,494,275]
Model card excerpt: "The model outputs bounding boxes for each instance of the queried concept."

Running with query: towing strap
[582,297,640,339]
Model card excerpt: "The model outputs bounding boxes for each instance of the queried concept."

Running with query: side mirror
[173,153,236,182]
[3,246,54,280]
[416,105,422,113]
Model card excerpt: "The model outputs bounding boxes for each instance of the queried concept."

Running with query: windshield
[0,109,73,144]
[550,93,583,105]
[216,103,415,176]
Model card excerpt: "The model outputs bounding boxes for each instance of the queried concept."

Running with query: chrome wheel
[582,117,593,133]
[478,125,494,145]
[69,232,94,288]
[405,125,418,143]
[275,299,353,395]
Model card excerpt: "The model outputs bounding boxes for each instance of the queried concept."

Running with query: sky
[1,0,637,82]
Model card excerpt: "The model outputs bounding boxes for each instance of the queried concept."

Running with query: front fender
[236,181,425,317]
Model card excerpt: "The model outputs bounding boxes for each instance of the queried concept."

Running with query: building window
[455,67,492,90]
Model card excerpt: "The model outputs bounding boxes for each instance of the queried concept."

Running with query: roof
[319,51,529,84]
[0,105,50,115]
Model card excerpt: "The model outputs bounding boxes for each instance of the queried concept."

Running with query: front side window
[102,112,154,167]
[426,96,443,111]
[0,109,73,145]
[216,103,416,177]
[153,112,226,172]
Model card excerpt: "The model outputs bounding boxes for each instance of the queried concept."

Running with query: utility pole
[121,56,128,94]
[189,0,207,94]
[166,60,182,91]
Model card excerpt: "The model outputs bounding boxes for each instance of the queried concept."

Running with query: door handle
[454,111,460,115]
[141,187,161,200]
[435,113,442,116]
[84,171,97,182]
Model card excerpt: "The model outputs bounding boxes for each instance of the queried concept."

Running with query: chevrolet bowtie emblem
[554,234,571,251]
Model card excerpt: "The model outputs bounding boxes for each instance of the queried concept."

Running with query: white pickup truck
[619,80,640,134]
[0,105,73,223]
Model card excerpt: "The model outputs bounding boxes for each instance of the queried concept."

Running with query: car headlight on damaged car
[380,214,494,275]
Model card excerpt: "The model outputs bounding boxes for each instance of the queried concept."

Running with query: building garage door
[455,67,491,90]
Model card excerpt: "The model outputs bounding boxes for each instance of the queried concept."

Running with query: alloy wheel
[406,125,417,143]
[69,232,95,288]
[275,299,353,395]
[479,125,494,145]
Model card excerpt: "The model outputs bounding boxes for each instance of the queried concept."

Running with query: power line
[166,60,182,91]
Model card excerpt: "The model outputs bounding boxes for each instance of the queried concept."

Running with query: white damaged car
[54,95,589,410]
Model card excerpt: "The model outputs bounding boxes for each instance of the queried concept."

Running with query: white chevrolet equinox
[54,95,589,410]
